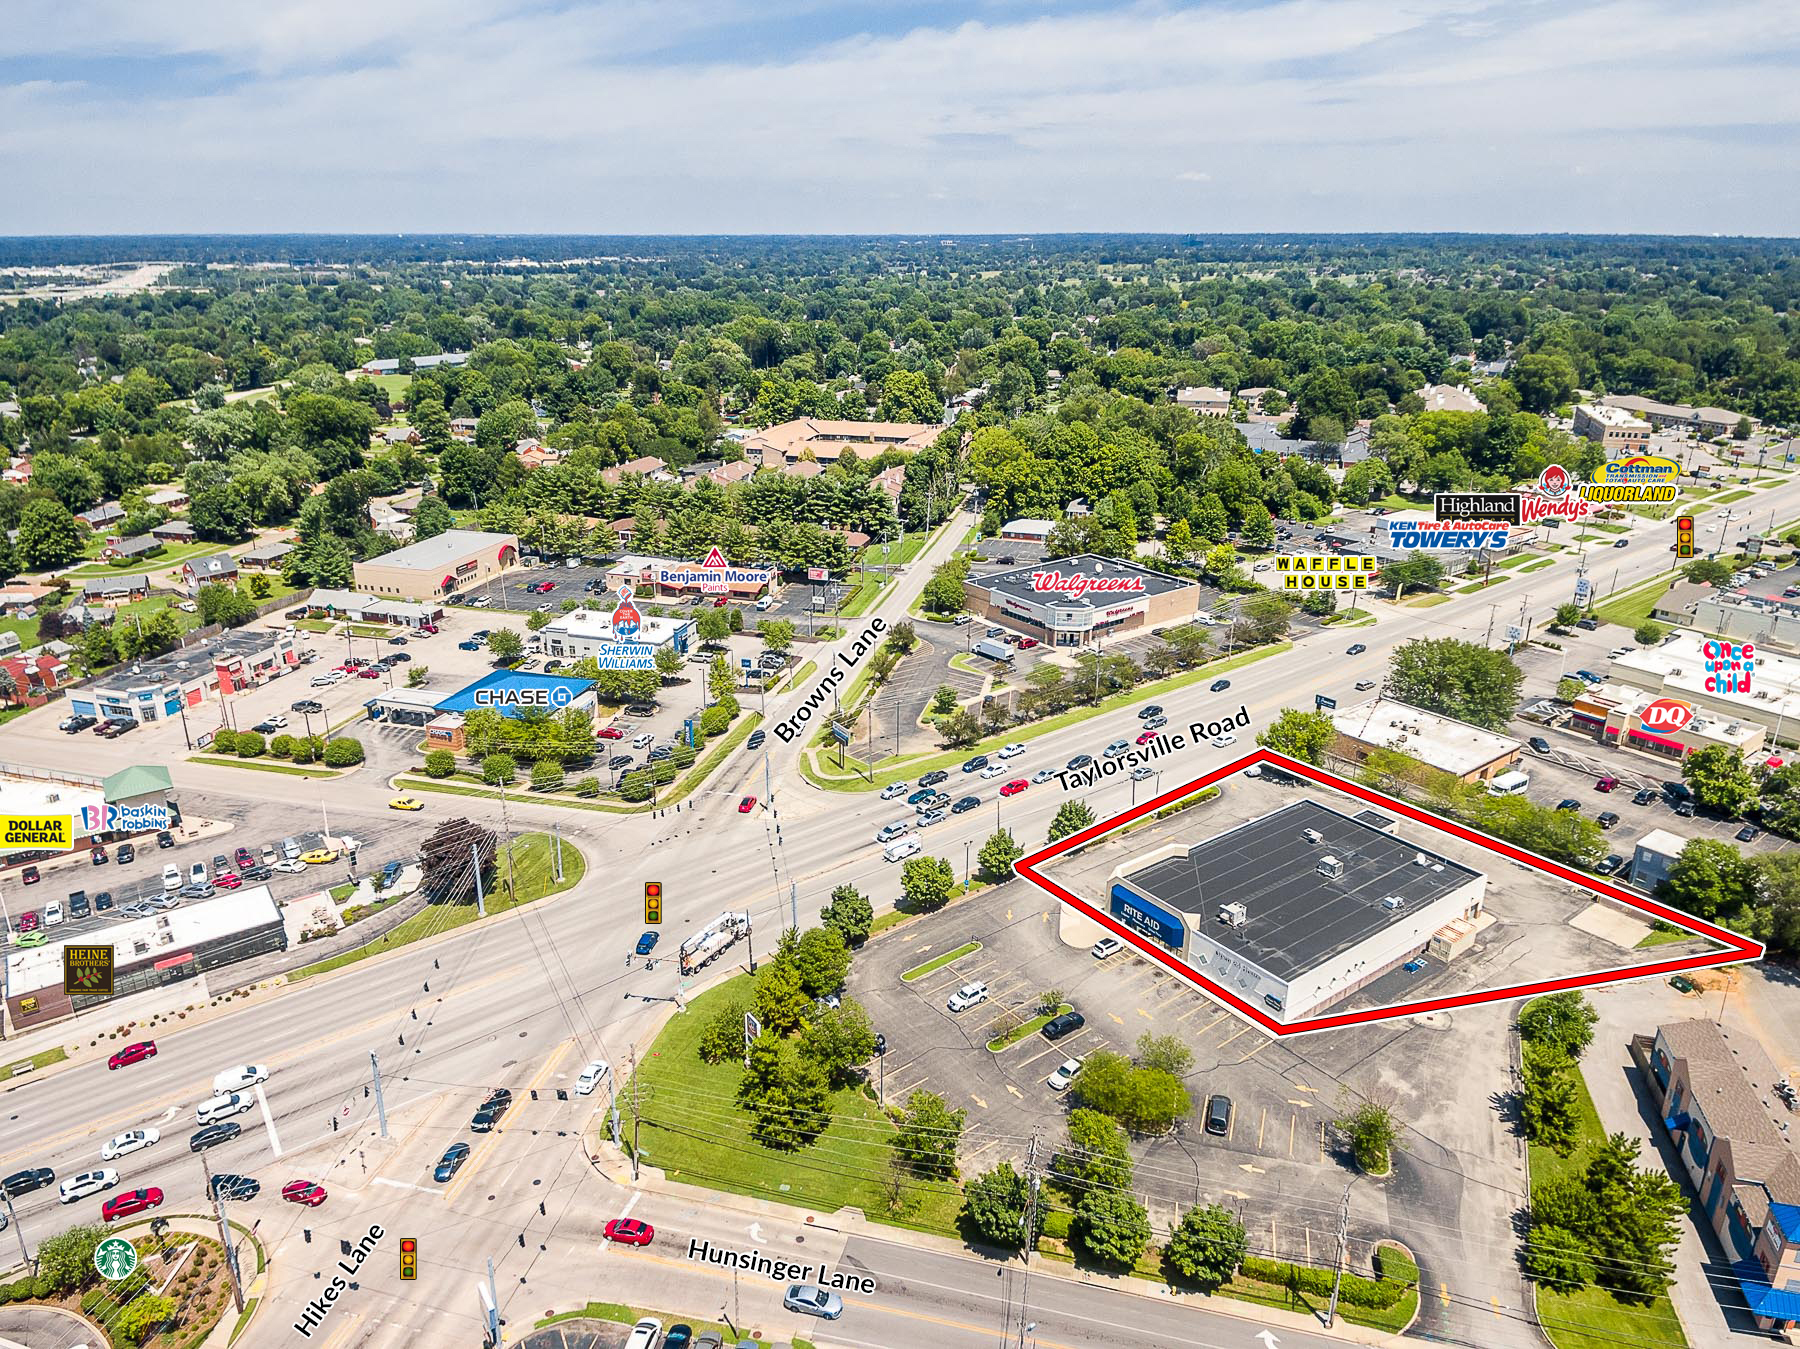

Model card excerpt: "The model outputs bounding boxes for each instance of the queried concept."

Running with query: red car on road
[281,1180,328,1207]
[108,1041,157,1070]
[103,1188,164,1222]
[598,727,623,739]
[419,623,438,634]
[1135,731,1158,745]
[1000,779,1028,797]
[738,796,756,813]
[358,668,382,679]
[603,1218,654,1246]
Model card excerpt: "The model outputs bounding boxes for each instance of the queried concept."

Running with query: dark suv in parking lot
[1041,1011,1085,1041]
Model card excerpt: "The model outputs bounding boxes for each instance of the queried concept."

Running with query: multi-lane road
[2,475,1797,1347]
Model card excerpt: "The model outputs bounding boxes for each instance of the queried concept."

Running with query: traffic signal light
[1676,515,1695,559]
[399,1237,417,1281]
[644,881,662,925]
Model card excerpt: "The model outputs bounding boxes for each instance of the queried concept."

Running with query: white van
[1488,770,1531,797]
[575,1061,611,1096]
[884,836,923,863]
[189,862,208,886]
[162,864,182,892]
[755,596,773,612]
[281,838,302,862]
[196,1092,254,1126]
[874,819,911,844]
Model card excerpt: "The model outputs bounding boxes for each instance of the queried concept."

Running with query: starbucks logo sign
[95,1236,139,1281]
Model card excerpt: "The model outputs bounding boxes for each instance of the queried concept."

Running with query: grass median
[287,832,585,981]
[188,755,340,778]
[987,1003,1071,1052]
[900,941,981,982]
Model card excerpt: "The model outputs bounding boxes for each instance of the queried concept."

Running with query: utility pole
[201,1153,247,1314]
[1022,1129,1042,1267]
[789,883,798,935]
[628,1048,641,1180]
[0,1191,30,1272]
[470,840,486,917]
[1484,602,1497,646]
[550,824,563,884]
[370,1052,389,1138]
[1325,1182,1351,1328]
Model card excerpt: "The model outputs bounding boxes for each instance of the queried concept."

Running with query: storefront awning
[153,952,194,971]
[1629,727,1687,753]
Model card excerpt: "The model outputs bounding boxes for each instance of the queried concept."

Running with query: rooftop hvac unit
[1381,896,1403,910]
[132,939,150,956]
[1317,856,1344,879]
[1218,902,1248,928]
[1301,829,1323,844]
[1413,852,1429,866]
[155,916,170,928]
[1431,863,1444,872]
[155,931,173,946]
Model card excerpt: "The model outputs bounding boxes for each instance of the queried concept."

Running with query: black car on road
[962,755,988,773]
[210,1174,259,1201]
[1529,737,1551,754]
[1066,754,1094,771]
[951,796,980,814]
[1633,788,1657,806]
[919,770,949,788]
[1211,679,1232,692]
[907,787,937,805]
[434,1143,470,1183]
[1,1168,54,1197]
[1138,705,1163,720]
[189,1123,240,1152]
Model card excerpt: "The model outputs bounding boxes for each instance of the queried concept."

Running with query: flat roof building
[962,554,1201,648]
[1331,699,1523,783]
[540,608,694,664]
[5,886,286,1031]
[69,629,300,726]
[1600,395,1754,438]
[1568,682,1766,764]
[1631,827,1691,892]
[1105,800,1487,1023]
[352,529,520,602]
[744,418,942,465]
[1609,636,1800,745]
[1573,403,1652,454]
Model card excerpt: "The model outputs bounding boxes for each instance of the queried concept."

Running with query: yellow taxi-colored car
[300,848,339,865]
[388,797,424,811]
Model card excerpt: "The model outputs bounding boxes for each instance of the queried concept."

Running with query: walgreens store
[962,555,1202,647]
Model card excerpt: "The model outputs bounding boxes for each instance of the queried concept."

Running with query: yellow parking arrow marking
[970,1095,988,1109]
[1108,1012,1124,1025]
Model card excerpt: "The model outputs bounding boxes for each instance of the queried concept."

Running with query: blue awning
[1734,1259,1800,1320]
[1665,1112,1690,1132]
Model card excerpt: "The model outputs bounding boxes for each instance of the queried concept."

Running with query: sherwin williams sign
[1110,884,1185,949]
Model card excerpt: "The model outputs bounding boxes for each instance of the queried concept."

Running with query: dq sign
[1640,698,1695,732]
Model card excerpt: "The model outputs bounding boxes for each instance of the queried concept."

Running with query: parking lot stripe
[1288,1114,1296,1157]
[1440,1283,1450,1308]
[1492,1296,1502,1318]
[1217,1024,1256,1051]
[1235,1038,1272,1066]
[1257,1108,1266,1149]
[1319,1119,1327,1164]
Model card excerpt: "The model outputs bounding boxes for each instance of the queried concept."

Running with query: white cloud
[0,0,1795,232]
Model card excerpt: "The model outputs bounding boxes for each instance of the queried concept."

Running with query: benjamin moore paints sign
[658,547,776,594]
[1110,884,1186,949]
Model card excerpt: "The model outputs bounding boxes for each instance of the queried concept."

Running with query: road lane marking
[443,1039,571,1205]
[371,1178,436,1194]
[969,1095,987,1109]
[255,1083,283,1159]
[619,1191,640,1221]
[1107,1013,1124,1025]
[1135,1008,1153,1019]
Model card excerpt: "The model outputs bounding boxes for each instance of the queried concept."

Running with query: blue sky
[2,0,1796,234]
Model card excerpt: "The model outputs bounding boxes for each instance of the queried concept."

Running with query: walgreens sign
[1030,571,1147,600]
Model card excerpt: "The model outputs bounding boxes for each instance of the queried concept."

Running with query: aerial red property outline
[1012,747,1763,1037]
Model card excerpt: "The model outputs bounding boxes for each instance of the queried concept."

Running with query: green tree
[978,828,1023,881]
[406,664,430,688]
[877,369,942,423]
[323,736,364,767]
[1240,501,1276,548]
[760,619,795,654]
[1382,552,1446,599]
[15,499,84,571]
[482,753,517,785]
[797,999,876,1085]
[1681,744,1759,817]
[1053,1107,1135,1195]
[1656,837,1752,920]
[737,1031,829,1150]
[821,883,874,946]
[526,610,551,632]
[900,855,958,912]
[412,496,456,541]
[1633,620,1666,646]
[1073,1189,1152,1270]
[697,606,731,645]
[707,654,735,700]
[1520,1039,1583,1155]
[1683,558,1731,585]
[424,748,455,778]
[1336,1096,1400,1173]
[35,1223,108,1293]
[486,628,523,661]
[922,572,966,614]
[1510,352,1577,413]
[752,955,812,1034]
[1552,602,1585,630]
[930,684,959,715]
[1134,1032,1194,1078]
[1524,1225,1597,1295]
[1163,517,1194,564]
[1556,677,1587,702]
[1518,991,1599,1061]
[1256,708,1335,765]
[531,758,564,791]
[1165,1204,1247,1290]
[697,998,748,1064]
[233,730,265,758]
[1387,637,1523,730]
[892,1089,966,1179]
[1074,1050,1191,1133]
[793,926,852,998]
[961,1162,1036,1250]
[1048,800,1096,843]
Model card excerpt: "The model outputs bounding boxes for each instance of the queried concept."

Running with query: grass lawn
[1636,927,1695,948]
[1372,492,1433,511]
[769,659,817,695]
[288,832,584,980]
[1454,576,1510,593]
[630,974,965,1237]
[0,1046,68,1077]
[1524,1025,1690,1349]
[900,941,981,982]
[293,619,336,633]
[1398,592,1453,607]
[366,372,413,399]
[1591,574,1679,631]
[802,642,1290,792]
[1520,557,1558,572]
[188,755,340,778]
[1712,489,1755,504]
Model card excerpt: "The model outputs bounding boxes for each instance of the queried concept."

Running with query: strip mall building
[962,555,1202,647]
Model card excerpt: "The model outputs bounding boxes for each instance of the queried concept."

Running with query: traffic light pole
[370,1052,389,1138]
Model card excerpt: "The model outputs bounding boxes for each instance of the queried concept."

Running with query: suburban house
[144,488,189,510]
[150,520,196,543]
[75,502,125,531]
[1172,386,1231,417]
[379,426,422,446]
[1633,1019,1800,1334]
[0,583,58,613]
[0,651,69,708]
[743,418,941,467]
[515,441,562,470]
[1416,384,1486,414]
[358,352,468,375]
[59,603,114,628]
[600,456,670,485]
[450,417,479,442]
[100,534,164,562]
[871,465,906,502]
[2,457,29,486]
[609,517,636,546]
[80,574,150,605]
[239,541,295,572]
[370,502,414,541]
[183,555,239,592]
